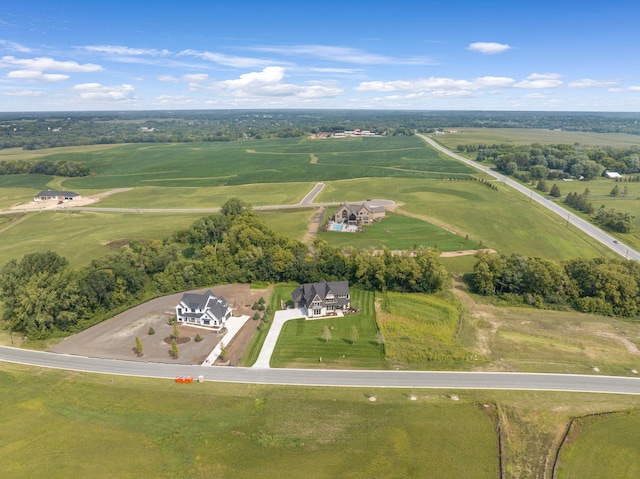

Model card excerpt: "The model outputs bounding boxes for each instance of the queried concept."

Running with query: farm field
[270,290,385,369]
[318,210,481,252]
[431,128,640,149]
[318,178,615,261]
[22,136,476,190]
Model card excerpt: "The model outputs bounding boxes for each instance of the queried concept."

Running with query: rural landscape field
[2,110,640,478]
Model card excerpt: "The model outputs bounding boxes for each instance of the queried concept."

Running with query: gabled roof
[180,289,216,311]
[292,280,350,308]
[35,190,79,197]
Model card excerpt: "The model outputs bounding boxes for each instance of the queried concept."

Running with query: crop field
[17,136,475,190]
[318,178,615,261]
[431,128,640,149]
[270,290,385,369]
[318,211,481,251]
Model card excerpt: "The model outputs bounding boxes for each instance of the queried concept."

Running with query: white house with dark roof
[175,290,232,331]
[292,280,350,318]
[34,190,81,202]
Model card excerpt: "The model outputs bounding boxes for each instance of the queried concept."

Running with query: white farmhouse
[175,290,232,331]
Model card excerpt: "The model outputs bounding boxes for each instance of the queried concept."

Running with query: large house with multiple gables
[292,280,350,318]
[174,290,232,331]
[330,201,385,227]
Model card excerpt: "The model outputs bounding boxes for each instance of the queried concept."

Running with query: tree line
[0,198,447,339]
[472,251,640,317]
[0,159,89,177]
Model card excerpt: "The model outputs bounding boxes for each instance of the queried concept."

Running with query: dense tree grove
[0,159,89,177]
[472,251,640,317]
[0,198,448,338]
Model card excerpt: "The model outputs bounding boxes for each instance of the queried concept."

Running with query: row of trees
[0,198,448,338]
[0,159,89,177]
[563,192,635,232]
[472,251,640,317]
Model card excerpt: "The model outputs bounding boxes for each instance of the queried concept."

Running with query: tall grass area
[319,178,615,261]
[0,363,500,479]
[378,292,472,369]
[257,208,315,243]
[555,411,640,478]
[270,290,385,369]
[239,284,296,367]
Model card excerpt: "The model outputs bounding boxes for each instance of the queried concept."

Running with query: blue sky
[1,0,639,112]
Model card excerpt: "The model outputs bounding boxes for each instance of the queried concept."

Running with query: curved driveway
[1,346,639,394]
[418,134,640,262]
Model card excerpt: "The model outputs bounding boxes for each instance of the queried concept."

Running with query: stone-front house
[175,290,232,331]
[331,202,385,226]
[292,280,350,317]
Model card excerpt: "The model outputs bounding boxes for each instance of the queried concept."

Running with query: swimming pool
[329,223,343,231]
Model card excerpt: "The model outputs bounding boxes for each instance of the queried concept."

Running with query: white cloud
[524,93,548,99]
[3,89,46,97]
[467,42,512,54]
[179,49,281,68]
[72,83,135,101]
[628,86,640,91]
[206,67,342,99]
[252,44,435,65]
[0,40,31,53]
[218,66,285,89]
[0,56,103,72]
[568,78,618,88]
[158,73,209,83]
[156,95,197,104]
[356,75,515,93]
[7,70,69,82]
[515,73,563,89]
[79,45,171,56]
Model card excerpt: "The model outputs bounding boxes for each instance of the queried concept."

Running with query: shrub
[194,334,203,342]
[148,327,155,335]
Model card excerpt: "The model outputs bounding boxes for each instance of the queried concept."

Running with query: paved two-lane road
[1,346,639,394]
[418,134,640,262]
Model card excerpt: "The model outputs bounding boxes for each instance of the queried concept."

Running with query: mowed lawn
[270,290,385,369]
[0,363,500,479]
[319,178,615,261]
[555,412,640,478]
[318,211,481,252]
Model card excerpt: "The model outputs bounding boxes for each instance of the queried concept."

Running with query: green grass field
[270,290,385,369]
[95,182,314,208]
[0,210,203,268]
[0,363,501,479]
[319,178,615,261]
[318,211,481,252]
[555,411,640,478]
